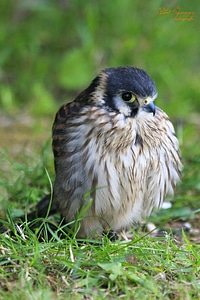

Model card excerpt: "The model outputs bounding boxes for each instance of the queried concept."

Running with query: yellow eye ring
[121,92,136,103]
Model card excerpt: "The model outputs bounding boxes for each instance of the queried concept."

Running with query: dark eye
[121,92,136,103]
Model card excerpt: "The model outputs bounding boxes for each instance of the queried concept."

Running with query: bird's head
[87,67,157,118]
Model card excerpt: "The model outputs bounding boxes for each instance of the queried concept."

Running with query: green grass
[0,218,200,299]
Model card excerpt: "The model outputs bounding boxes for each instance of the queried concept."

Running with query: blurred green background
[0,0,199,117]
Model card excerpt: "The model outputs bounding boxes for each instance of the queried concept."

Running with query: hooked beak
[141,97,156,116]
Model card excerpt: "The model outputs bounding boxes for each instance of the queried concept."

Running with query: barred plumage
[51,67,182,238]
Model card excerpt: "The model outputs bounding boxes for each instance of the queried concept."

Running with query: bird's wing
[52,101,85,159]
[52,100,92,213]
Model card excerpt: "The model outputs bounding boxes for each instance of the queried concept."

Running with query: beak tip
[142,102,156,115]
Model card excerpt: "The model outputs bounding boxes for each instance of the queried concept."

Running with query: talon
[103,229,119,241]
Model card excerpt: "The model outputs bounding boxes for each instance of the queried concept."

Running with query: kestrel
[26,67,182,239]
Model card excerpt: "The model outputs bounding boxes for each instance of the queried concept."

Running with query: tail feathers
[20,194,57,222]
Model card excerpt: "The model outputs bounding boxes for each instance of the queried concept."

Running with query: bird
[25,66,182,240]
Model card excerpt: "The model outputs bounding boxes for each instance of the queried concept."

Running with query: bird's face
[87,67,158,118]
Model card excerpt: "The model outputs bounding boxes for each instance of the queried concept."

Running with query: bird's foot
[103,229,119,241]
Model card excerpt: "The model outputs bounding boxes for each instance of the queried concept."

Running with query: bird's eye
[121,92,136,103]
